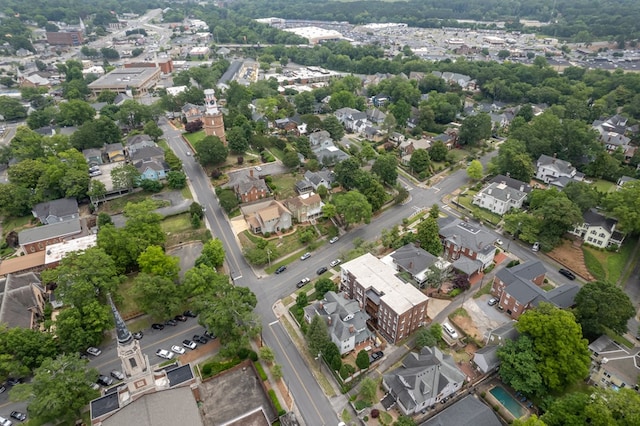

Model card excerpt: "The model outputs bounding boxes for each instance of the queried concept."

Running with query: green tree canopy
[137,245,180,282]
[409,148,431,174]
[371,153,398,186]
[574,280,635,338]
[195,238,226,269]
[195,135,229,166]
[132,273,183,320]
[603,180,640,233]
[416,217,442,256]
[333,190,372,229]
[459,113,492,145]
[466,159,484,180]
[497,335,546,397]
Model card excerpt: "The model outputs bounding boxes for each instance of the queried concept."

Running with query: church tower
[202,88,226,144]
[108,294,149,378]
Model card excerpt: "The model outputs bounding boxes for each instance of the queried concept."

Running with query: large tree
[574,281,635,338]
[459,113,492,145]
[194,135,228,166]
[497,335,546,397]
[490,139,535,182]
[306,314,330,357]
[70,116,122,150]
[137,245,180,282]
[0,326,58,379]
[603,180,640,233]
[322,115,345,141]
[416,217,442,256]
[333,190,372,229]
[111,164,140,191]
[10,354,99,423]
[57,99,96,126]
[516,303,590,393]
[466,159,484,181]
[542,388,640,426]
[371,153,398,186]
[132,273,183,320]
[54,301,112,352]
[409,148,431,174]
[195,239,226,269]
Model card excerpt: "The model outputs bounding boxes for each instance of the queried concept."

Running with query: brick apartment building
[340,253,429,344]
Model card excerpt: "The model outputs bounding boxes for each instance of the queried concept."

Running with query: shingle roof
[438,218,496,253]
[480,182,527,203]
[489,175,531,193]
[32,198,78,223]
[391,243,438,276]
[18,218,81,244]
[582,208,617,234]
[421,395,502,426]
[537,154,575,175]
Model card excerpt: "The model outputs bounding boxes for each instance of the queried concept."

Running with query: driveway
[462,295,511,341]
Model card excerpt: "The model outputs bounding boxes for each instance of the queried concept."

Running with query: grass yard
[1,215,33,237]
[161,213,211,247]
[268,173,300,200]
[591,179,616,193]
[583,240,636,284]
[181,185,193,199]
[118,274,141,319]
[184,130,206,146]
[100,192,168,215]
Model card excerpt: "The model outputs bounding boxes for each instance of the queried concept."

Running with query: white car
[329,236,339,244]
[442,322,459,339]
[156,349,174,360]
[495,239,503,246]
[255,166,262,172]
[86,347,101,356]
[329,259,341,267]
[171,345,186,355]
[300,252,311,261]
[182,340,197,350]
[0,416,12,426]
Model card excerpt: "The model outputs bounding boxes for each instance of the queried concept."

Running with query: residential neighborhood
[0,1,640,426]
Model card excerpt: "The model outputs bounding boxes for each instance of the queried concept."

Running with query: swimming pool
[489,386,525,418]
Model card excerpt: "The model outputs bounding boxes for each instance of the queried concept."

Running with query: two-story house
[284,193,323,223]
[129,143,169,181]
[385,243,451,286]
[491,261,579,319]
[105,143,126,163]
[588,335,640,392]
[32,198,79,225]
[242,200,292,235]
[334,108,368,133]
[303,291,373,355]
[472,322,519,374]
[340,253,429,344]
[382,346,467,415]
[234,169,270,203]
[438,217,498,275]
[302,170,335,192]
[569,208,625,249]
[398,138,432,165]
[535,154,584,187]
[308,131,349,165]
[472,181,528,215]
[181,103,205,123]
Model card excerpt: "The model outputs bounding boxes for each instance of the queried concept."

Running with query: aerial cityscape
[1,0,640,425]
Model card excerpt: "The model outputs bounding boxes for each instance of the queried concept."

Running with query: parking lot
[460,294,511,341]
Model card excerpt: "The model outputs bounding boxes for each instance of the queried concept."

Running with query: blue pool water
[489,386,525,418]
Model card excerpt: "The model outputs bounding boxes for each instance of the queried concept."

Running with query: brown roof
[259,205,281,222]
[0,252,46,276]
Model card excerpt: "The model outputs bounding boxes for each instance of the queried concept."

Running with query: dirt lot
[451,313,483,341]
[547,239,594,281]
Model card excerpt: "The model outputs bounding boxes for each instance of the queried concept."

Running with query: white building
[472,181,527,215]
[569,209,625,249]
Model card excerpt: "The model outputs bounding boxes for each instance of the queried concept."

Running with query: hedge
[268,389,286,416]
[254,361,268,381]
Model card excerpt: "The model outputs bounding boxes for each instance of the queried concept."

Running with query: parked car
[442,322,459,339]
[204,330,217,340]
[183,340,197,350]
[532,241,540,252]
[164,319,177,327]
[110,370,125,381]
[255,166,262,172]
[151,323,165,330]
[296,277,310,288]
[275,265,287,274]
[183,310,197,318]
[0,385,5,394]
[316,266,328,275]
[156,349,174,359]
[86,347,101,356]
[488,297,499,306]
[132,331,144,340]
[193,335,208,345]
[0,415,12,426]
[329,236,339,244]
[97,375,114,387]
[495,238,503,246]
[6,378,22,386]
[329,259,341,267]
[559,268,576,280]
[171,345,186,355]
[174,314,187,322]
[10,411,26,421]
[300,252,311,261]
[369,351,384,363]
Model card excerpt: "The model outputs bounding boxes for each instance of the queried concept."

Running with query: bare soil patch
[547,239,594,281]
[451,314,482,341]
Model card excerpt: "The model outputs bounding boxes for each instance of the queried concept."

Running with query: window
[129,358,137,369]
[591,230,597,235]
[599,233,606,238]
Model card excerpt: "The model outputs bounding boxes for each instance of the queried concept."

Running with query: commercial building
[340,253,429,344]
[46,30,84,46]
[88,67,161,97]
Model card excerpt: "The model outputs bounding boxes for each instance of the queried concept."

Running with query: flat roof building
[88,67,161,97]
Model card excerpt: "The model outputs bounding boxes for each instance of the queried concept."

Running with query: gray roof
[486,321,519,345]
[309,130,331,146]
[130,145,165,162]
[537,154,575,175]
[489,174,531,193]
[479,182,527,203]
[533,283,580,309]
[391,243,438,275]
[0,272,44,329]
[582,208,617,234]
[235,174,269,194]
[421,395,501,426]
[472,345,500,373]
[438,219,496,254]
[18,218,81,245]
[108,294,132,344]
[452,257,482,275]
[32,198,78,223]
[384,347,466,413]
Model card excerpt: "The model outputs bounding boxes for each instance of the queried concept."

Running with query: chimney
[520,185,524,191]
[349,325,355,333]
[249,169,254,178]
[409,261,413,269]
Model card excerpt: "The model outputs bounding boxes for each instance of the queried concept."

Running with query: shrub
[254,361,268,381]
[237,347,250,360]
[248,350,258,362]
[263,232,271,238]
[354,400,371,411]
[450,288,462,297]
[506,260,520,268]
[371,408,380,418]
[339,363,355,379]
[202,363,212,375]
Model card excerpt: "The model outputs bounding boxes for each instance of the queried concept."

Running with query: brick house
[438,217,498,272]
[18,218,82,253]
[234,169,270,203]
[491,261,579,319]
[340,253,429,344]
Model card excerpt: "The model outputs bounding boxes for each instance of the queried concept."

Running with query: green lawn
[118,274,141,319]
[161,213,210,247]
[591,179,616,193]
[161,213,192,234]
[99,192,168,215]
[268,173,300,200]
[184,130,206,146]
[583,240,636,284]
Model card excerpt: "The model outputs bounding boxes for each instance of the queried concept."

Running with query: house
[0,272,47,330]
[234,169,270,203]
[588,335,640,391]
[294,180,313,195]
[372,93,391,107]
[421,395,501,426]
[334,107,368,133]
[340,253,429,344]
[616,176,637,190]
[386,243,451,286]
[438,217,498,274]
[488,174,531,193]
[430,128,458,150]
[242,200,292,235]
[399,137,432,165]
[593,115,635,159]
[126,134,156,155]
[105,143,126,163]
[472,181,528,215]
[134,159,168,181]
[535,154,584,186]
[309,131,350,165]
[18,218,82,253]
[181,103,204,123]
[382,346,467,415]
[569,209,625,249]
[83,148,104,166]
[472,322,519,374]
[303,169,335,191]
[491,261,579,319]
[284,192,323,223]
[303,291,374,355]
[32,198,79,225]
[366,108,387,125]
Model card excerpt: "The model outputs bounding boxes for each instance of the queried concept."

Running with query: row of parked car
[156,330,216,360]
[0,378,26,424]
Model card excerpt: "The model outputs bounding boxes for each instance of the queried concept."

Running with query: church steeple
[108,294,132,344]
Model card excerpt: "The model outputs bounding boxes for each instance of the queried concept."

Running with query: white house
[569,209,625,249]
[535,154,584,186]
[472,181,527,215]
